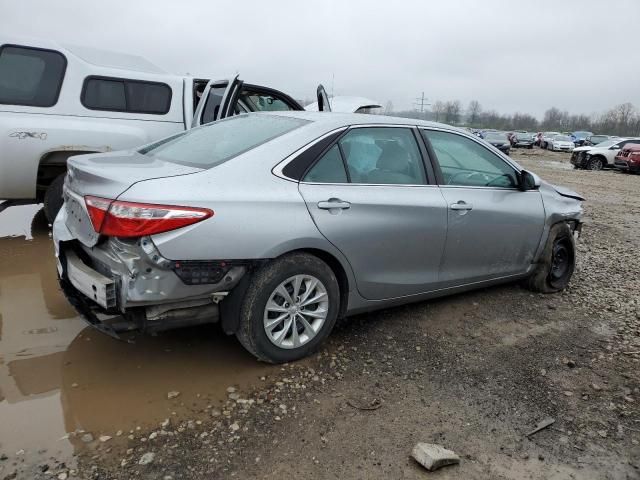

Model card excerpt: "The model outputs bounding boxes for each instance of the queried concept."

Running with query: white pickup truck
[0,36,379,220]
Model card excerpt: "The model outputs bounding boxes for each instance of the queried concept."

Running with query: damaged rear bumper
[53,208,246,339]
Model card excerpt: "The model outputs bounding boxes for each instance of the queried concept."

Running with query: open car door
[192,75,243,128]
[317,84,332,112]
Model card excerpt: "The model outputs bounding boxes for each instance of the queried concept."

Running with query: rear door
[298,126,448,300]
[420,128,545,287]
[191,75,243,127]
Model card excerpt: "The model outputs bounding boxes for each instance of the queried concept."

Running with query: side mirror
[609,145,620,150]
[519,170,541,191]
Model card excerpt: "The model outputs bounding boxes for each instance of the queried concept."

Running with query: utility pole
[413,92,430,115]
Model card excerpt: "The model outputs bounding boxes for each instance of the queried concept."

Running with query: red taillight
[85,196,213,238]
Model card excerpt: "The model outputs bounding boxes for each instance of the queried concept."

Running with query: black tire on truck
[43,173,66,223]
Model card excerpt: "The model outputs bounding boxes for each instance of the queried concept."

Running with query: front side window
[0,45,66,107]
[140,114,308,168]
[422,130,518,188]
[82,77,171,114]
[339,127,426,185]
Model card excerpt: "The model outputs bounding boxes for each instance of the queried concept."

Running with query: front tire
[587,156,604,170]
[43,173,65,223]
[525,223,575,293]
[236,253,340,363]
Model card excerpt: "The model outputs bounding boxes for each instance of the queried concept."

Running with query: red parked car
[614,143,640,173]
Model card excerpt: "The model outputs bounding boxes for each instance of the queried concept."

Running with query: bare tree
[466,100,482,125]
[432,101,446,123]
[384,100,394,115]
[444,100,462,124]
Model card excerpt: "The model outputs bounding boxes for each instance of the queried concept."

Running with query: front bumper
[53,207,244,339]
[570,151,588,167]
[614,158,640,172]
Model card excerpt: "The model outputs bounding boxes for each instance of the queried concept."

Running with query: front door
[299,126,448,300]
[420,129,546,286]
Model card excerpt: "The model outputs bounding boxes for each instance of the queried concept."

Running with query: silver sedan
[53,112,584,363]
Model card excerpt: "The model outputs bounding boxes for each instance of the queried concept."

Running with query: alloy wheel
[263,274,329,349]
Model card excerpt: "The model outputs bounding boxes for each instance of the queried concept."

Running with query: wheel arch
[288,247,350,318]
[36,149,101,199]
[220,246,352,335]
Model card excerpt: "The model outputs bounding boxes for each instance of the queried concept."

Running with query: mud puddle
[0,206,275,469]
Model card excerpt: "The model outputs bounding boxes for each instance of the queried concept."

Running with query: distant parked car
[584,135,612,146]
[513,132,534,149]
[570,131,593,147]
[540,132,562,149]
[547,135,576,152]
[571,138,640,170]
[483,131,511,154]
[614,143,640,173]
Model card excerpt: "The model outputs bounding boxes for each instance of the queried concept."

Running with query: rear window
[82,76,171,114]
[0,45,66,107]
[140,114,309,168]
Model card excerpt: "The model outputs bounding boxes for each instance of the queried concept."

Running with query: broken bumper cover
[53,207,243,339]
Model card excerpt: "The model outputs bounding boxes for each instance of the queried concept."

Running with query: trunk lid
[64,151,202,247]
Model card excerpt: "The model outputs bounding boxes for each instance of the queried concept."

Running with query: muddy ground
[0,148,638,480]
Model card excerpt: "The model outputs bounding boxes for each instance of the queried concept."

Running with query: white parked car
[0,36,371,220]
[570,137,640,170]
[547,135,576,152]
[540,132,561,149]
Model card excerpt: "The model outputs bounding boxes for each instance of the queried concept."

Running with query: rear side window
[0,45,66,107]
[304,145,348,183]
[140,114,309,168]
[81,76,171,114]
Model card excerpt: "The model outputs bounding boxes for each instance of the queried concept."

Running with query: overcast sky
[2,0,638,118]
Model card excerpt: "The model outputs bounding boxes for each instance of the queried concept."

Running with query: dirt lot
[1,148,639,480]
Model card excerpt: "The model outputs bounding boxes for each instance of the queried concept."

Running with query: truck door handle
[317,199,351,210]
[450,201,473,211]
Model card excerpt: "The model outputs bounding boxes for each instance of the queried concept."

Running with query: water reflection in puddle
[0,206,275,467]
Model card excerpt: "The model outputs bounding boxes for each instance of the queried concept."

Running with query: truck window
[0,45,66,107]
[81,76,172,115]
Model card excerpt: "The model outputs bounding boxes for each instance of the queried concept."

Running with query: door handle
[450,201,473,211]
[317,199,351,210]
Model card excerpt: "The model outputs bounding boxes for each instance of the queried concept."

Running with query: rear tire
[236,253,340,363]
[43,173,65,223]
[525,223,575,293]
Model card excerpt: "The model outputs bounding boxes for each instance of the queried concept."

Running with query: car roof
[263,110,467,132]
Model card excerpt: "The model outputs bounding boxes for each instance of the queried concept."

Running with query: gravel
[14,148,638,480]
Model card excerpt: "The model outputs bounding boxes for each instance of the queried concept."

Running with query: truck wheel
[236,253,340,363]
[44,173,66,223]
[525,223,575,293]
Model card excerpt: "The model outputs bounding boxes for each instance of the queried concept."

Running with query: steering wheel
[485,173,515,188]
[448,170,492,186]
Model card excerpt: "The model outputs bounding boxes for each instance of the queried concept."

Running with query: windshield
[553,135,572,142]
[516,133,532,139]
[589,135,608,144]
[484,132,507,141]
[573,131,592,139]
[592,139,617,148]
[140,114,308,168]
